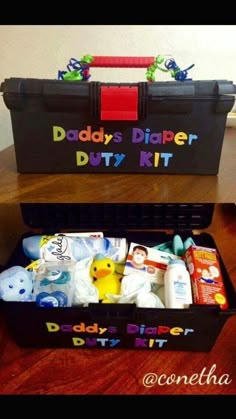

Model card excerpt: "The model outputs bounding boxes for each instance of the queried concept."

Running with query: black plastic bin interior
[1,78,235,174]
[1,203,236,351]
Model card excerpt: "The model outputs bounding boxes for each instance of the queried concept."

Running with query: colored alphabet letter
[175,132,188,145]
[132,128,144,143]
[53,126,65,142]
[140,151,153,167]
[46,322,60,332]
[76,151,89,166]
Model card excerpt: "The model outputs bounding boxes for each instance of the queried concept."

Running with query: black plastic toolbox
[1,78,235,174]
[1,203,236,352]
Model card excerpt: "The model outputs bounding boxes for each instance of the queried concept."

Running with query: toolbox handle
[90,56,155,68]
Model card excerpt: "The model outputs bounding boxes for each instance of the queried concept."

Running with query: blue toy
[40,270,71,286]
[0,266,34,302]
[36,291,68,307]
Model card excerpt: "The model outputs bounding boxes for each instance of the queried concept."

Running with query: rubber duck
[90,253,122,303]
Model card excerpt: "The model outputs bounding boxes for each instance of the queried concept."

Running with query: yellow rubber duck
[90,253,122,303]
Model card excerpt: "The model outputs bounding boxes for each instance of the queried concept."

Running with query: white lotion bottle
[164,259,193,309]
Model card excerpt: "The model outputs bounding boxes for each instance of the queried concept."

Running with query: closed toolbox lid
[1,79,235,118]
[1,78,236,97]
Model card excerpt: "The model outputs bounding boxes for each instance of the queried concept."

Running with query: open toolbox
[1,203,236,351]
[1,55,236,175]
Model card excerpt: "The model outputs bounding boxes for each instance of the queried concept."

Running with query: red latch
[100,86,138,121]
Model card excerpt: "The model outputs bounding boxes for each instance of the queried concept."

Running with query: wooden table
[0,204,235,395]
[0,128,235,203]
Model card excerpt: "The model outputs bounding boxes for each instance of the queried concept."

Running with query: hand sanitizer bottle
[164,259,193,309]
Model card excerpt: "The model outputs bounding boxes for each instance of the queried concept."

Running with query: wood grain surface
[0,204,235,395]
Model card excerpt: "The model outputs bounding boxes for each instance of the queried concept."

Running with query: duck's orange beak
[94,268,112,278]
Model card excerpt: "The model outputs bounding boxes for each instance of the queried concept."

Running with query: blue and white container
[164,259,193,309]
[22,235,128,264]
